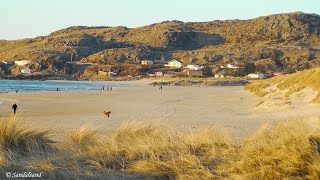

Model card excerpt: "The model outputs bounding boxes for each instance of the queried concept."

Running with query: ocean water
[0,80,129,93]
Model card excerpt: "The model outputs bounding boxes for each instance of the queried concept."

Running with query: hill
[1,12,320,79]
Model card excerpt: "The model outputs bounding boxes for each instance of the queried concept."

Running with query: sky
[1,0,320,40]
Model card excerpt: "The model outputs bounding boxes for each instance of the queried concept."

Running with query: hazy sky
[1,0,319,40]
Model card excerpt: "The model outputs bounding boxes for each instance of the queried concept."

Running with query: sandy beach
[0,79,319,140]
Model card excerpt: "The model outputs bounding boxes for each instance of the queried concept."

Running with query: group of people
[101,85,112,91]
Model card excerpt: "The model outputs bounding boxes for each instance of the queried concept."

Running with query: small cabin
[15,60,31,66]
[164,59,183,68]
[214,74,225,78]
[186,64,203,70]
[246,73,265,79]
[272,72,287,76]
[226,64,239,69]
[108,71,117,77]
[141,60,154,65]
[148,71,164,77]
[21,68,31,74]
[187,70,202,76]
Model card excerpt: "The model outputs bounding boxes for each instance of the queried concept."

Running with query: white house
[108,71,117,77]
[141,60,154,65]
[226,64,239,69]
[186,64,203,70]
[214,74,225,78]
[21,68,31,74]
[15,60,31,66]
[246,73,265,79]
[164,59,183,68]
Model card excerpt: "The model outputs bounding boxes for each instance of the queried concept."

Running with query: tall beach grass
[1,116,320,179]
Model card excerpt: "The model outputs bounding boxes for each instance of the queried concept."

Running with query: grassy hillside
[1,116,320,179]
[245,67,320,103]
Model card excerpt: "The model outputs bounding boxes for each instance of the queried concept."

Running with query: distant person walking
[110,87,112,91]
[12,103,18,114]
[16,89,18,93]
[107,86,109,91]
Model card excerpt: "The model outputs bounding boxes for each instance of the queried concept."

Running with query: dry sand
[0,79,319,140]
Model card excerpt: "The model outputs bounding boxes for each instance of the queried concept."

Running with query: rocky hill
[0,12,320,79]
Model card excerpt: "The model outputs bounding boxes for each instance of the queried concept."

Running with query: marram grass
[1,116,320,179]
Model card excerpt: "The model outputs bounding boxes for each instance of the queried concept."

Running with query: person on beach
[16,89,18,93]
[110,87,112,91]
[12,103,18,114]
[102,85,105,90]
[107,86,109,91]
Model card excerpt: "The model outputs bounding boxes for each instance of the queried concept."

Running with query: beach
[0,79,319,140]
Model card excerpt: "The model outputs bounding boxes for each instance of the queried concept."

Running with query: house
[186,64,203,70]
[164,59,183,68]
[214,74,225,78]
[15,60,31,66]
[246,73,265,79]
[1,61,14,65]
[226,64,239,69]
[108,71,117,77]
[141,60,154,65]
[148,71,164,77]
[272,72,287,76]
[187,70,202,76]
[21,68,31,74]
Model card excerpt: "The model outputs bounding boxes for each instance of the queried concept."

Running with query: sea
[0,80,129,93]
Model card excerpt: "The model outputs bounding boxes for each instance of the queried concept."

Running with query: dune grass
[2,116,320,179]
[57,120,320,179]
[245,67,320,103]
[0,116,55,169]
[0,117,54,155]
